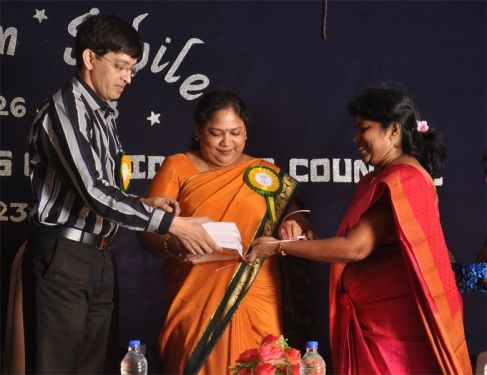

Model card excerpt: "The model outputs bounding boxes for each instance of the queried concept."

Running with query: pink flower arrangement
[229,334,301,375]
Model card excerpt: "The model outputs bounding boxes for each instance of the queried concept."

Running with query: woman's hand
[245,236,280,263]
[304,229,318,240]
[279,219,303,240]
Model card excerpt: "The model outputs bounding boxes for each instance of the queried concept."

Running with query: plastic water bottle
[300,340,326,375]
[120,340,148,375]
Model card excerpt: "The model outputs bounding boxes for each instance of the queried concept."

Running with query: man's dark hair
[74,14,143,71]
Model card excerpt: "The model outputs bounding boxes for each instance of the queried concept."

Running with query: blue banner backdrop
[1,0,485,370]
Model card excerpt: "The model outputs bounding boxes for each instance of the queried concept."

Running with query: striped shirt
[28,76,173,237]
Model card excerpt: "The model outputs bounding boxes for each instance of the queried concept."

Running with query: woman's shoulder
[163,152,196,167]
[160,152,199,175]
[164,152,190,163]
[246,156,280,171]
[379,160,435,192]
[383,157,432,181]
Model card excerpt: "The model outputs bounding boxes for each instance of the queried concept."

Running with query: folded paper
[191,222,244,264]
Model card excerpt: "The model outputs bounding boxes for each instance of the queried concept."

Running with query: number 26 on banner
[0,96,26,118]
[0,201,29,222]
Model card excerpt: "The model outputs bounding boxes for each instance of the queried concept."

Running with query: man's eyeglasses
[97,55,138,78]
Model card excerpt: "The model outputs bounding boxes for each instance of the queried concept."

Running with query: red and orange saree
[330,163,471,374]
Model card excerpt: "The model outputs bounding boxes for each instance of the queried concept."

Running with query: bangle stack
[278,242,286,256]
[163,239,186,261]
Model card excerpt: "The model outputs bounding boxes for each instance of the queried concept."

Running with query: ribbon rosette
[244,166,283,222]
[119,152,132,192]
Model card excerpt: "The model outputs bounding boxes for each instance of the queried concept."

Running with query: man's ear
[82,49,96,71]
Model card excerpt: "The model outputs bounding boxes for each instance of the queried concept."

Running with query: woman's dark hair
[194,89,249,129]
[191,90,249,149]
[347,84,447,176]
[191,90,250,150]
[74,14,144,71]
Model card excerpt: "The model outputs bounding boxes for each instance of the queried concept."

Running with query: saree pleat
[330,163,472,375]
[148,154,296,374]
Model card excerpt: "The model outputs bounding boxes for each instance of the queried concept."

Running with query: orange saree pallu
[329,163,472,375]
[147,154,298,374]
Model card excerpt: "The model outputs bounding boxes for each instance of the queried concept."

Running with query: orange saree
[329,163,472,374]
[147,154,297,374]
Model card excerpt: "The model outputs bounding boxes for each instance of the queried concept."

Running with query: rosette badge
[119,153,132,192]
[244,166,283,222]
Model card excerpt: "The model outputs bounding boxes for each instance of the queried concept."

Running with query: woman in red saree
[138,90,308,374]
[249,85,472,374]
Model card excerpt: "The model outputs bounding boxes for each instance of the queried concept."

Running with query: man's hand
[141,196,180,215]
[169,216,222,255]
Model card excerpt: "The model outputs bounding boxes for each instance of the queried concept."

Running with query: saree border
[184,172,298,374]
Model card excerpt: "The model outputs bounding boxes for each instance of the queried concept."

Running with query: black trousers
[22,234,114,374]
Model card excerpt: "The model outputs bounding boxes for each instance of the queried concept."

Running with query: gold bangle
[278,242,286,256]
[163,239,185,261]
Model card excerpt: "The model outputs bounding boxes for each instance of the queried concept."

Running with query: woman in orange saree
[249,85,472,374]
[138,90,304,374]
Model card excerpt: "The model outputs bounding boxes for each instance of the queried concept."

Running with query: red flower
[254,362,275,375]
[236,368,252,375]
[237,348,259,363]
[229,334,302,375]
[289,363,301,375]
[284,348,301,366]
[260,334,280,346]
[258,343,284,362]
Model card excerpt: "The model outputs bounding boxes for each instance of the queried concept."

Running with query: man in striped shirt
[21,14,220,374]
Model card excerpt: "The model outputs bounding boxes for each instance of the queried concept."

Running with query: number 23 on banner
[0,201,29,222]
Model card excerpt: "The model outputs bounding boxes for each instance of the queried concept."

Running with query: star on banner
[33,9,48,24]
[147,111,161,126]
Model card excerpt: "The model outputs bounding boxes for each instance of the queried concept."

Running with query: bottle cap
[306,340,319,350]
[128,340,141,347]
